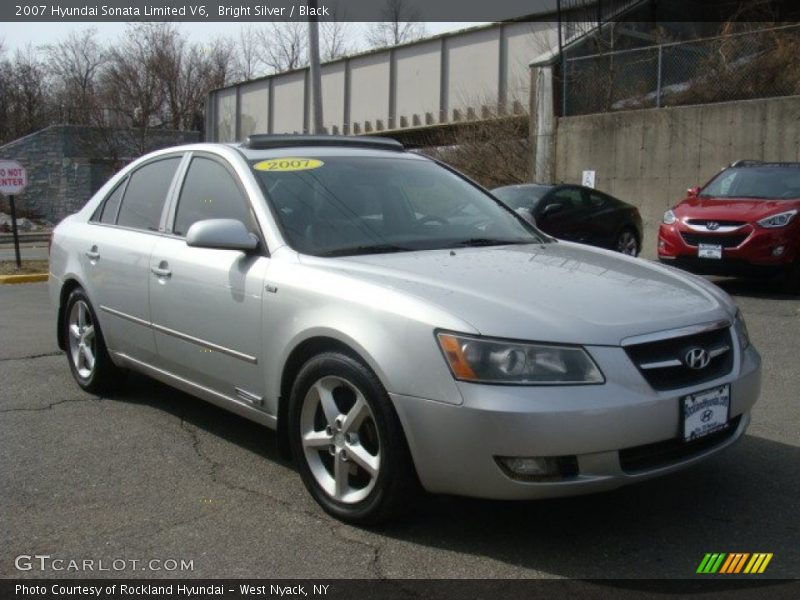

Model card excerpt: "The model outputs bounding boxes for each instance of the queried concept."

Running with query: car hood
[303,242,734,346]
[676,196,800,221]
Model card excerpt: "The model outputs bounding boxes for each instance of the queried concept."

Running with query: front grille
[686,219,746,227]
[619,416,741,473]
[680,232,748,248]
[624,326,734,391]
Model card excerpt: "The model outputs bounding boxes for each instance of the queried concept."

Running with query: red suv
[658,161,800,286]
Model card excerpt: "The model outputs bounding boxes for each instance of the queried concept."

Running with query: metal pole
[308,2,324,134]
[9,194,21,269]
[656,44,663,108]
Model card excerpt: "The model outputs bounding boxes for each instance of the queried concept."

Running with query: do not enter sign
[0,160,27,195]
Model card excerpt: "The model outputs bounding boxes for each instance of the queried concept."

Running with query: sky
[0,21,483,54]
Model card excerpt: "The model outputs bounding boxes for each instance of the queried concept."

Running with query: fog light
[496,455,579,481]
[658,239,666,250]
[773,245,785,257]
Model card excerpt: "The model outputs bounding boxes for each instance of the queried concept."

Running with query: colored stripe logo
[697,553,773,574]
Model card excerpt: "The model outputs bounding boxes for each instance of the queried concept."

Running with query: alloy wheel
[68,299,96,379]
[299,375,381,504]
[617,231,639,256]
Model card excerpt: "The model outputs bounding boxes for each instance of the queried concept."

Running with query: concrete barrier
[553,95,800,255]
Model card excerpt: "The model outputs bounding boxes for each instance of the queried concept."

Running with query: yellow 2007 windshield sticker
[254,158,324,172]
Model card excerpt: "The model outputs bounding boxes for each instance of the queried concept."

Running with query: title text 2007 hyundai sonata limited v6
[49,135,761,524]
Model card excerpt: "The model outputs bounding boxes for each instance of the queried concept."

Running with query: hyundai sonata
[49,136,761,523]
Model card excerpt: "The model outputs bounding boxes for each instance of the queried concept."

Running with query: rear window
[117,157,181,231]
[701,166,800,200]
[493,186,551,210]
[91,178,126,224]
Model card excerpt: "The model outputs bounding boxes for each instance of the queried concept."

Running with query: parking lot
[1,279,798,580]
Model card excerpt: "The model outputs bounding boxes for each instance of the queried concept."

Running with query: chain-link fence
[562,24,800,116]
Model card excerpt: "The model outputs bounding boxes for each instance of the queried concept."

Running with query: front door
[147,154,268,406]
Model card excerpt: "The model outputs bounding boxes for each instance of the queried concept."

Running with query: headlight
[757,209,797,228]
[436,332,604,385]
[663,209,677,225]
[734,309,750,350]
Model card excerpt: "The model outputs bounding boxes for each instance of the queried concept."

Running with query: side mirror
[687,186,700,198]
[541,202,564,217]
[186,219,259,252]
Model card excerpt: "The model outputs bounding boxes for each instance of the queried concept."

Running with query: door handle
[151,266,172,278]
[85,246,100,261]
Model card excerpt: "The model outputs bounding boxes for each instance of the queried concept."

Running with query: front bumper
[391,344,761,499]
[658,223,797,271]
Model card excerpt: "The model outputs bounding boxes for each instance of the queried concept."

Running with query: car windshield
[493,185,552,210]
[700,166,800,200]
[251,155,546,256]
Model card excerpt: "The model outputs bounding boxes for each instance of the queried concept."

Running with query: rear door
[580,189,620,247]
[148,153,268,406]
[83,155,183,364]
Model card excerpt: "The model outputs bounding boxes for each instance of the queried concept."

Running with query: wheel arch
[56,277,85,351]
[614,223,641,254]
[276,336,369,457]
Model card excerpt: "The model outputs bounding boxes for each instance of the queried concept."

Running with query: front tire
[288,352,417,525]
[63,287,124,395]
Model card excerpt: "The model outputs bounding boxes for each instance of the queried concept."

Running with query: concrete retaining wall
[554,95,800,254]
[0,125,199,223]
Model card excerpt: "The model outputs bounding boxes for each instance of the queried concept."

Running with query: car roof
[136,135,428,164]
[729,160,800,168]
[234,134,427,161]
[493,183,555,191]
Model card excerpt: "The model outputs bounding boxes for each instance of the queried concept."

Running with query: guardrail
[0,231,51,245]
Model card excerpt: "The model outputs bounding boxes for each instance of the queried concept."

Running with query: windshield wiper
[448,237,534,248]
[319,244,413,257]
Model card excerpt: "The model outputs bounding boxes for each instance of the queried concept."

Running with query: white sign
[582,169,596,189]
[0,160,27,195]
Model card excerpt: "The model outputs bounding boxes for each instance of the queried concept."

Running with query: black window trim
[165,150,269,256]
[90,175,130,225]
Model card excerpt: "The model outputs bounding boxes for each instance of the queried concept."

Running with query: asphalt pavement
[1,280,798,580]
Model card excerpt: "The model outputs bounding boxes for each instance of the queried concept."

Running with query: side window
[587,192,607,208]
[173,157,252,236]
[93,179,127,224]
[549,188,582,209]
[116,157,181,231]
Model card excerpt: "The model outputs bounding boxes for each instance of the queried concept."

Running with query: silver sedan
[49,136,761,524]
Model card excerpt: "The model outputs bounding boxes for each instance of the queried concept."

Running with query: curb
[0,273,49,284]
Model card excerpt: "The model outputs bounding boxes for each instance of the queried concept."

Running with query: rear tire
[288,352,418,525]
[63,287,125,395]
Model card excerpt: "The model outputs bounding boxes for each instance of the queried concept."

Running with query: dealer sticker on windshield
[683,384,730,441]
[254,158,324,172]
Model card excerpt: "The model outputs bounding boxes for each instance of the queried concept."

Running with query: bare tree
[148,25,233,130]
[97,24,169,156]
[258,22,308,73]
[321,7,354,61]
[366,0,427,48]
[234,23,263,80]
[43,28,106,125]
[2,45,52,142]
